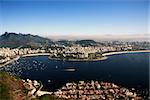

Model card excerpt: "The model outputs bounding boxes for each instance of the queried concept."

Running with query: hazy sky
[0,0,149,39]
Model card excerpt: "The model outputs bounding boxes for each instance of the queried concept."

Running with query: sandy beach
[22,53,51,57]
[102,50,150,56]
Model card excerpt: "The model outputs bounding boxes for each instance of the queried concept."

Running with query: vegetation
[0,71,28,100]
[0,83,10,100]
[88,52,102,59]
[37,94,72,100]
[0,32,99,48]
[75,40,97,46]
[0,32,54,48]
[0,71,65,100]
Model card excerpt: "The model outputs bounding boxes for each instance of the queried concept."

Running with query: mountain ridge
[0,32,99,48]
[0,32,54,48]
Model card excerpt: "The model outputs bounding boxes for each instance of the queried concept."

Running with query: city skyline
[0,0,149,40]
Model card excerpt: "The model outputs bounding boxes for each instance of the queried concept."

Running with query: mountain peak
[0,32,53,48]
[1,32,17,37]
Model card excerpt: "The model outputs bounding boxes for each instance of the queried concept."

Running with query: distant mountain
[55,40,98,47]
[0,32,102,48]
[0,32,54,48]
[56,40,74,46]
[75,40,97,46]
[0,32,100,48]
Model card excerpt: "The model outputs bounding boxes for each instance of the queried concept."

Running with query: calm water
[1,52,149,91]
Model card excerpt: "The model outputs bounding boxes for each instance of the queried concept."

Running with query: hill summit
[0,32,54,48]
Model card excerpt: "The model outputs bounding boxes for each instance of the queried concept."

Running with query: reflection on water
[63,68,76,72]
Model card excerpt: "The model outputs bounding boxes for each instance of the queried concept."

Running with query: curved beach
[102,50,150,56]
[22,53,51,57]
[0,50,149,67]
[15,50,150,58]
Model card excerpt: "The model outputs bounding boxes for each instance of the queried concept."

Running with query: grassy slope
[0,71,28,100]
[0,71,73,100]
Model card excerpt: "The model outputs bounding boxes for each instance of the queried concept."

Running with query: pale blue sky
[0,0,148,37]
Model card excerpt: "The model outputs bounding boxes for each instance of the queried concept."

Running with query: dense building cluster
[0,41,149,64]
[0,48,46,64]
[54,81,142,100]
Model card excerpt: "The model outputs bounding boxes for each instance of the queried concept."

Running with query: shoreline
[48,50,150,61]
[0,50,149,67]
[48,56,108,62]
[0,56,20,68]
[22,53,108,61]
[15,50,150,59]
[102,50,150,56]
[21,53,51,57]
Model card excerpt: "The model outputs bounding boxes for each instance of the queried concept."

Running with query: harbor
[0,52,149,99]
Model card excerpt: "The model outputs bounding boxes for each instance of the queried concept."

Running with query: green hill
[0,71,28,100]
[75,40,97,46]
[0,32,54,48]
